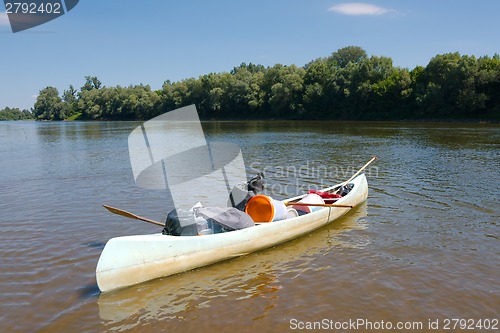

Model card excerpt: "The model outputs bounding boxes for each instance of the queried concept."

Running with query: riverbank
[3,117,498,124]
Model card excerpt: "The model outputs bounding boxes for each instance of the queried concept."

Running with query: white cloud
[328,2,394,16]
[0,11,10,25]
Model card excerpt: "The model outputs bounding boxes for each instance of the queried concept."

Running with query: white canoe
[96,174,368,293]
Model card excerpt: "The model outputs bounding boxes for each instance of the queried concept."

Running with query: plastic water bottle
[195,216,213,235]
[176,209,195,228]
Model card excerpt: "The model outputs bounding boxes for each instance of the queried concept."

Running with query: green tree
[77,88,103,119]
[33,87,64,120]
[122,85,161,120]
[81,76,103,91]
[267,65,305,118]
[331,46,368,68]
[0,107,33,120]
[61,85,78,119]
[260,64,305,118]
[475,54,500,118]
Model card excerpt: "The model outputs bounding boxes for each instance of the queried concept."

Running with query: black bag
[337,183,354,196]
[162,209,198,236]
[248,172,265,193]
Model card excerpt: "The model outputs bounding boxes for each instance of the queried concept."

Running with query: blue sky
[1,0,499,110]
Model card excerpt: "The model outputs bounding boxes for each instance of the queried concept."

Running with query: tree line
[28,46,500,121]
[0,107,33,120]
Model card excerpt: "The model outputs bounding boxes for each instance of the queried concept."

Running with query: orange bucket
[245,195,287,222]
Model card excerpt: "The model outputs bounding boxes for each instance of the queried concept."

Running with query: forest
[5,46,500,121]
[0,107,33,120]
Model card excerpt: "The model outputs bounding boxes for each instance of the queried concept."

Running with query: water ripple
[1,121,499,332]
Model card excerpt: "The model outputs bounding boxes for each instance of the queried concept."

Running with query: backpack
[162,209,198,236]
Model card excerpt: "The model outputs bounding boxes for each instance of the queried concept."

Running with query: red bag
[308,190,342,199]
[308,190,341,204]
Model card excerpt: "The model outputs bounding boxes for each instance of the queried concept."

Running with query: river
[0,120,498,332]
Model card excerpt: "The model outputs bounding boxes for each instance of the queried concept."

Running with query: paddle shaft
[285,202,353,208]
[334,156,378,193]
[103,205,164,227]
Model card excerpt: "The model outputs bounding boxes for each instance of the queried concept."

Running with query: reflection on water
[0,120,498,332]
[98,203,367,328]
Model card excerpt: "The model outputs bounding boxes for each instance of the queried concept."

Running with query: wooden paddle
[103,204,164,227]
[285,202,353,208]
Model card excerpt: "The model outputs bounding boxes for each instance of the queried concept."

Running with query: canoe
[96,173,368,293]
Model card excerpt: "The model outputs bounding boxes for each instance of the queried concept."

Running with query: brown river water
[0,120,498,332]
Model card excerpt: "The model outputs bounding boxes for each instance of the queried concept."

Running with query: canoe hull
[96,174,368,292]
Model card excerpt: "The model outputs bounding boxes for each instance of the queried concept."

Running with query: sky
[1,0,499,110]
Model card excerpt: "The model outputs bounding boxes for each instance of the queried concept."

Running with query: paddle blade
[103,205,164,227]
